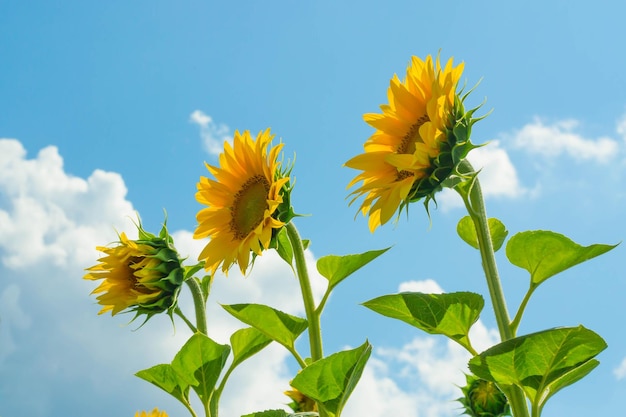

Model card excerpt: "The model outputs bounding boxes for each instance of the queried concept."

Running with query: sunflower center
[395,170,415,182]
[397,114,430,154]
[230,175,270,240]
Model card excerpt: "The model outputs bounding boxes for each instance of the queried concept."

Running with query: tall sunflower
[346,54,478,232]
[194,128,290,276]
[84,221,184,321]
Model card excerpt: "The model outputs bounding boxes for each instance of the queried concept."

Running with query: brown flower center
[397,114,430,154]
[230,175,270,240]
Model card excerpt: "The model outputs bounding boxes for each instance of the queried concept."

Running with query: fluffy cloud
[0,139,503,417]
[0,138,326,416]
[436,140,527,210]
[510,117,619,163]
[189,110,232,156]
[614,357,626,380]
[617,113,626,142]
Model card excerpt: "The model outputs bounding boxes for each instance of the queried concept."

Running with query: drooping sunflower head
[135,408,168,417]
[346,54,482,232]
[84,219,185,322]
[194,128,292,276]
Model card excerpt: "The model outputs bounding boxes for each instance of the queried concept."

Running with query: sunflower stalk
[185,277,208,335]
[455,159,529,417]
[285,221,328,417]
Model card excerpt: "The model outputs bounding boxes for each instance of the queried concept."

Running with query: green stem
[285,222,329,417]
[175,307,198,333]
[456,160,530,417]
[185,277,208,335]
[510,285,537,335]
[285,222,324,362]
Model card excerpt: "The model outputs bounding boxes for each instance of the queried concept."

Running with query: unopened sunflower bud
[458,373,510,417]
[84,219,185,323]
[285,388,318,413]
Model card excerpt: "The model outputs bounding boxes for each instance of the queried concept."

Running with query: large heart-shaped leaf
[171,332,231,404]
[469,325,606,415]
[136,363,191,407]
[230,327,273,370]
[291,341,371,417]
[457,216,508,252]
[317,248,390,291]
[506,230,617,286]
[362,292,483,352]
[222,303,307,351]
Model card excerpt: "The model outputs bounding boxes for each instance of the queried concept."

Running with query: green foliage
[240,410,290,417]
[276,227,295,268]
[457,216,508,252]
[222,303,308,351]
[469,326,607,416]
[291,341,372,417]
[136,333,230,409]
[363,292,483,353]
[506,230,617,286]
[316,247,390,291]
[171,333,231,404]
[136,363,191,408]
[230,327,273,370]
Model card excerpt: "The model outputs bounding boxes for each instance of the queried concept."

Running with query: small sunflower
[194,128,291,275]
[285,388,318,413]
[84,220,184,321]
[346,54,480,232]
[135,408,168,417]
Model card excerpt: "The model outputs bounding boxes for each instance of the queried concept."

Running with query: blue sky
[1,1,626,416]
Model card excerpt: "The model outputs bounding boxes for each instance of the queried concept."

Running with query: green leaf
[316,247,390,291]
[457,216,508,252]
[222,303,308,351]
[230,327,273,370]
[171,333,231,404]
[135,363,190,407]
[291,341,371,417]
[275,227,294,267]
[240,410,290,417]
[506,230,617,286]
[362,292,483,352]
[469,326,607,415]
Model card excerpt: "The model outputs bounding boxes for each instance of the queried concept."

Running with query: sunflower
[285,388,318,413]
[346,54,478,232]
[84,221,184,320]
[194,128,290,276]
[135,408,168,417]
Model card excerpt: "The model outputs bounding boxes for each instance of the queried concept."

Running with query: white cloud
[617,113,626,142]
[0,139,505,417]
[510,117,619,163]
[614,357,626,380]
[399,279,443,294]
[468,140,527,199]
[435,140,528,211]
[189,110,231,156]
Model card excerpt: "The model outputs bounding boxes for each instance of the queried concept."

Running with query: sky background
[2,1,626,416]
